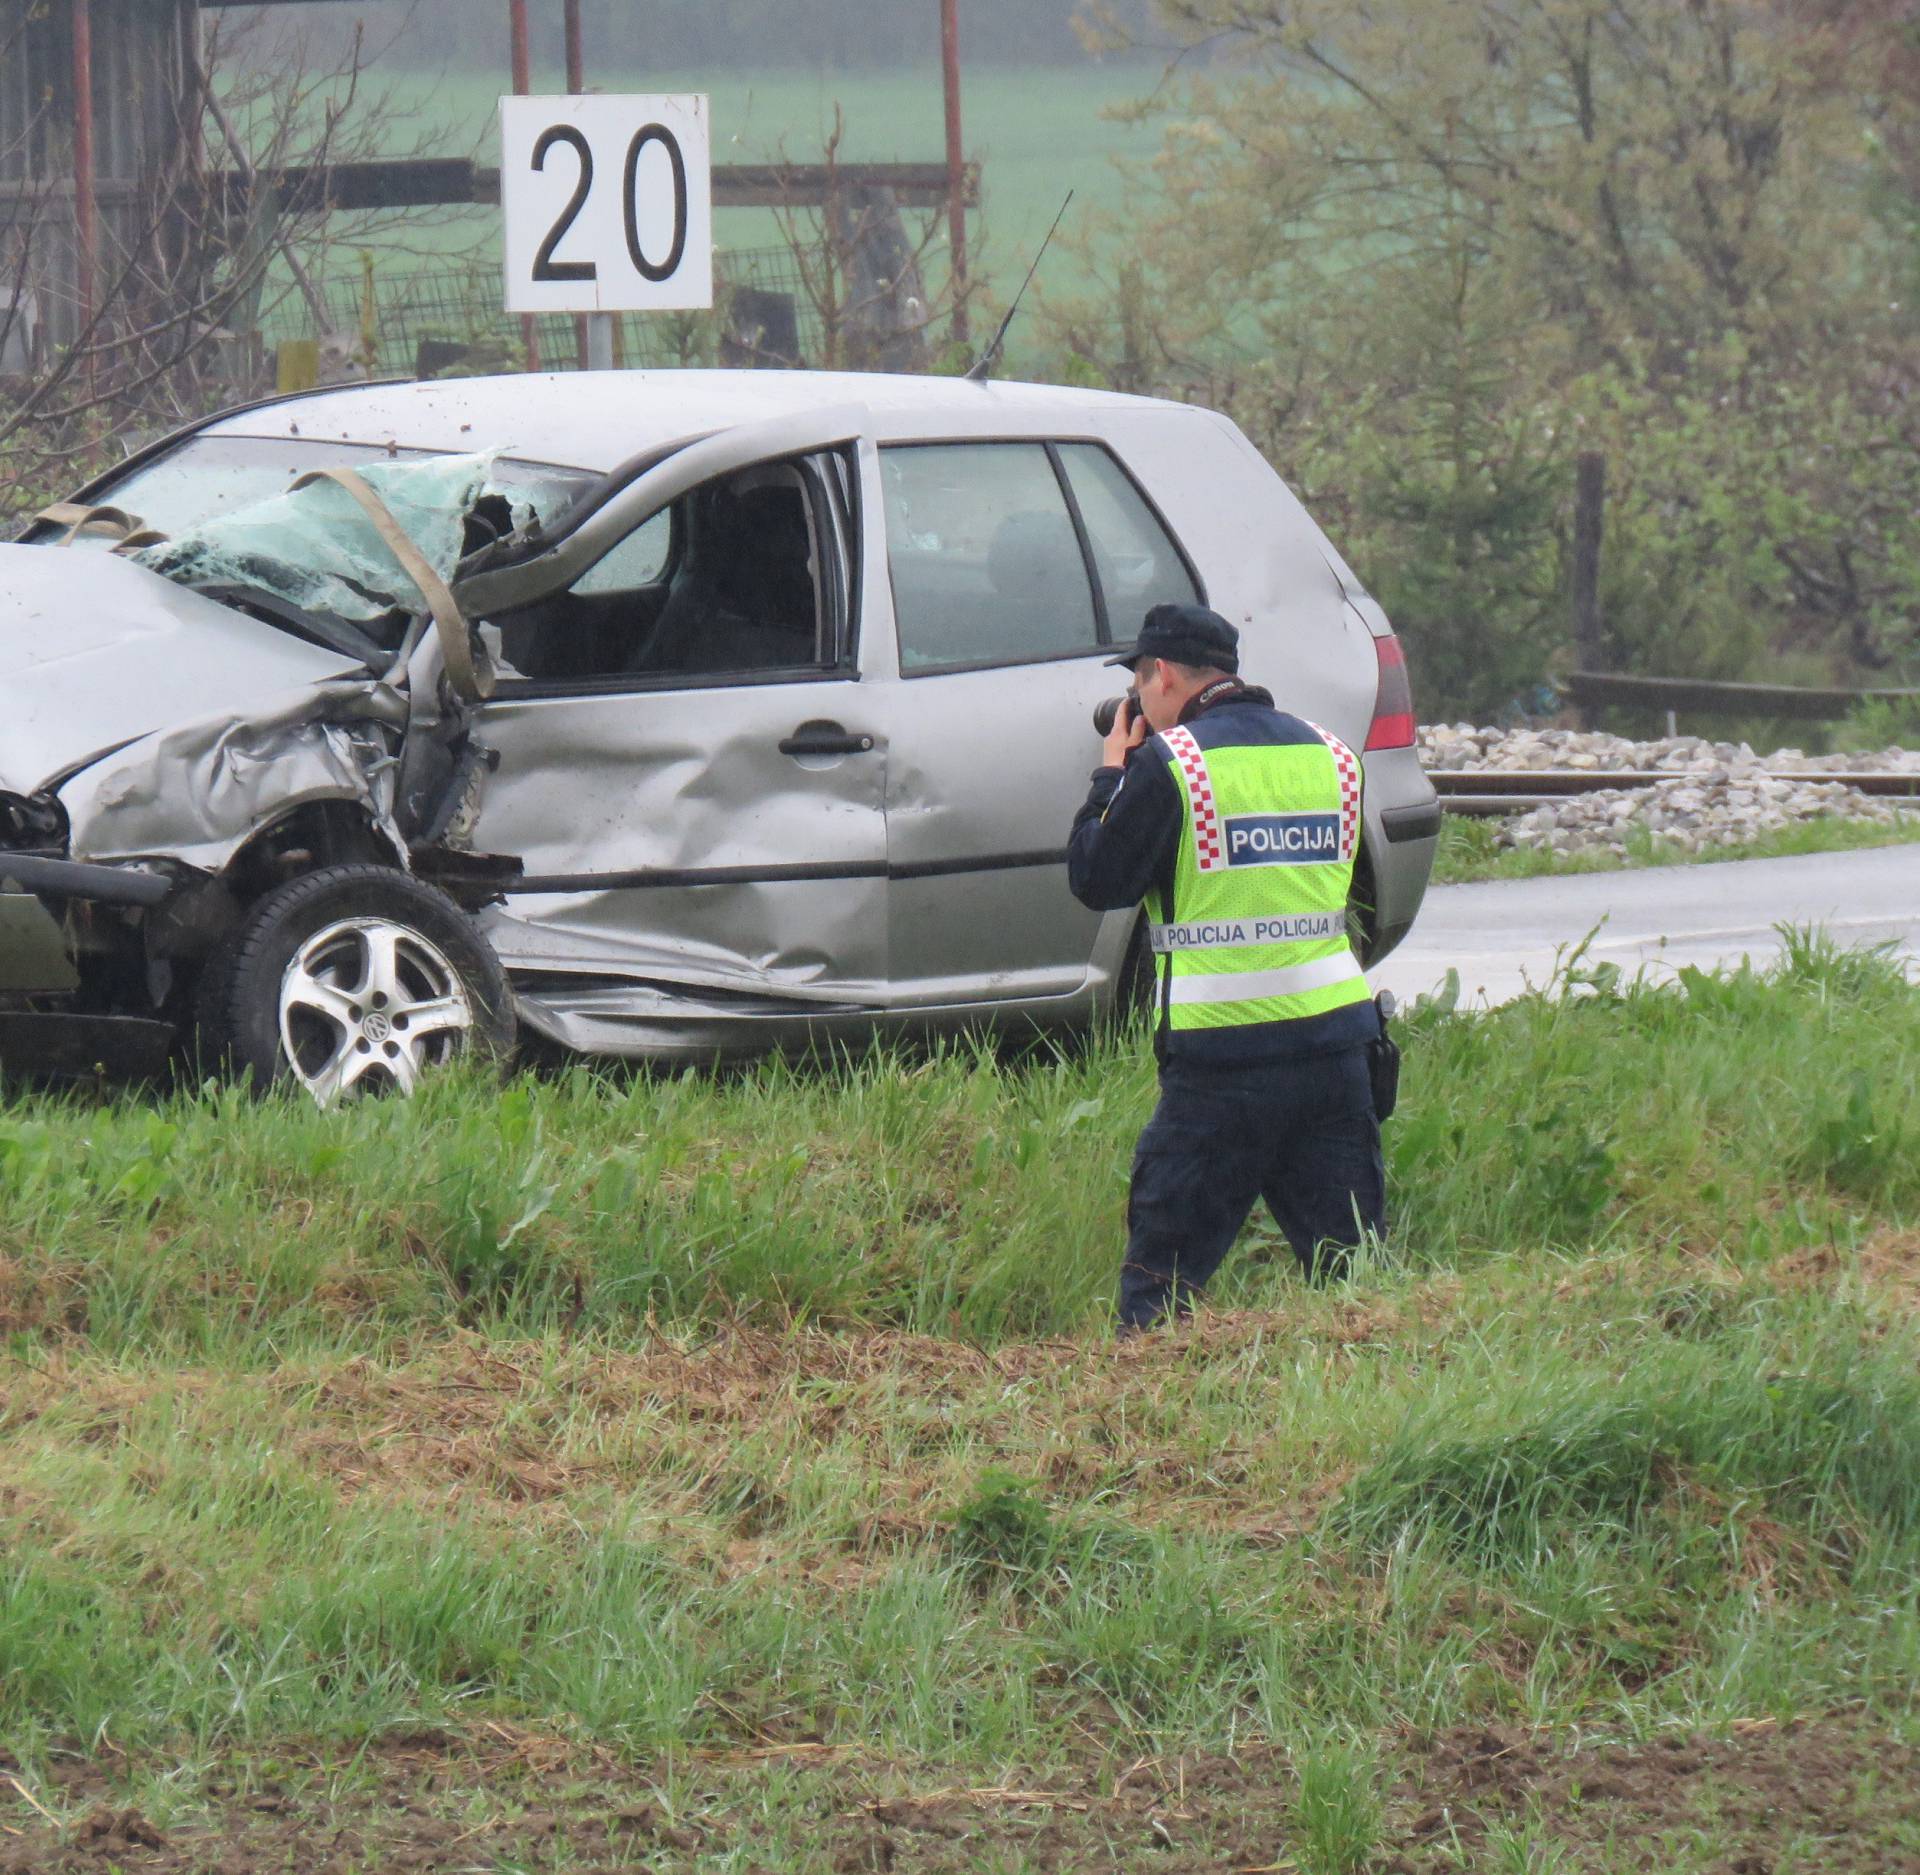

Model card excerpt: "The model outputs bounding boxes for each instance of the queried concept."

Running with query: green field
[4,934,1920,1869]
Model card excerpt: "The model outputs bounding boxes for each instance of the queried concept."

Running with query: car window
[571,508,672,596]
[486,454,843,690]
[1055,443,1202,627]
[881,443,1099,672]
[25,435,593,544]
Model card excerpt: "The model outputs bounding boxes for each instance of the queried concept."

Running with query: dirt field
[5,1719,1918,1873]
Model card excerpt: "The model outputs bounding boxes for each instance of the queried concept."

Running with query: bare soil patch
[1773,1229,1920,1318]
[5,1719,1914,1874]
[0,1253,87,1338]
[1385,1719,1920,1874]
[4,1308,1414,1552]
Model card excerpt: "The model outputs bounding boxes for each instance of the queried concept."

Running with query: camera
[1092,690,1141,737]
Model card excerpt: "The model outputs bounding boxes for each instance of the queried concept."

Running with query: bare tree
[0,3,480,523]
[756,110,981,374]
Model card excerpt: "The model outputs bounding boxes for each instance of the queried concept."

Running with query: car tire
[196,863,515,1102]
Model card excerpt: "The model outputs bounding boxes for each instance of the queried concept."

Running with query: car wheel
[197,864,515,1103]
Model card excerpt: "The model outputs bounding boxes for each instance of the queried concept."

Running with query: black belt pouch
[1366,994,1401,1122]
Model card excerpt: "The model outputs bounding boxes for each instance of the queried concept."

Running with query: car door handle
[779,722,875,757]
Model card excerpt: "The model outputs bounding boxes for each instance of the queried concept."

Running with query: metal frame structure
[0,0,202,359]
[1,0,976,377]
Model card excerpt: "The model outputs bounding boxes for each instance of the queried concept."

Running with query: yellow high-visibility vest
[1152,720,1370,1034]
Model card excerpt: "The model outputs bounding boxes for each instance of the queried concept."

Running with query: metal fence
[258,247,835,380]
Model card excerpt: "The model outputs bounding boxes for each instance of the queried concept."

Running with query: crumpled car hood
[0,544,365,792]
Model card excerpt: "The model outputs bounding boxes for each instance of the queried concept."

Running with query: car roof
[199,369,1195,473]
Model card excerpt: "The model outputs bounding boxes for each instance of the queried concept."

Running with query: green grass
[2,934,1918,1867]
[1430,807,1920,885]
[1294,1736,1386,1875]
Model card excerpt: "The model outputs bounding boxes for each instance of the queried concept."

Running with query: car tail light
[1364,633,1416,750]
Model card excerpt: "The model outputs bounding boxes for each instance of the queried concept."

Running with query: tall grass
[1330,1334,1920,1565]
[2,937,1915,1357]
[1,940,1917,1795]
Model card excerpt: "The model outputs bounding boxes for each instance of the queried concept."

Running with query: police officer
[1068,602,1384,1330]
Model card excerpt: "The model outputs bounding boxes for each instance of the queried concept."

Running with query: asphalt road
[1371,844,1920,1009]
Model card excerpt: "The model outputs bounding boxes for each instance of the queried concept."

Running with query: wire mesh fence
[258,246,854,380]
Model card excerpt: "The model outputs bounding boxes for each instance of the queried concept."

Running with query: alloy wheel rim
[277,916,474,1105]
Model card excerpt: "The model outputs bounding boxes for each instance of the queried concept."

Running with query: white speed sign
[501,94,712,314]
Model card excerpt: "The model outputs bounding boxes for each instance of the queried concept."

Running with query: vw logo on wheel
[276,913,478,1105]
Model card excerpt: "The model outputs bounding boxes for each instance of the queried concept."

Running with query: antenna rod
[966,190,1073,382]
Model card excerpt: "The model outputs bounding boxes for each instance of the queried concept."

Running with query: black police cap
[1104,602,1241,673]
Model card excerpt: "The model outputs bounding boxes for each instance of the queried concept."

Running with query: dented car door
[452,408,887,1045]
[872,437,1209,1005]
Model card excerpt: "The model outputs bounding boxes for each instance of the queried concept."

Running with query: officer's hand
[1101,701,1149,770]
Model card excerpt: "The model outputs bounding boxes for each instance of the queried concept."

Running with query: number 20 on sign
[501,94,713,313]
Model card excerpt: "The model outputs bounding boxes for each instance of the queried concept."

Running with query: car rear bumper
[1380,800,1443,844]
[1362,745,1440,962]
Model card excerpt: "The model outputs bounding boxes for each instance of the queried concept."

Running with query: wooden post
[941,0,969,349]
[509,0,540,371]
[1571,450,1606,727]
[509,1,532,101]
[71,0,98,381]
[177,0,204,184]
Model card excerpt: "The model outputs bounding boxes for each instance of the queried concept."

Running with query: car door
[452,408,889,1011]
[871,437,1206,1007]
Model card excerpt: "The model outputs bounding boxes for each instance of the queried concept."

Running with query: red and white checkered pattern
[1305,721,1362,861]
[1161,725,1226,871]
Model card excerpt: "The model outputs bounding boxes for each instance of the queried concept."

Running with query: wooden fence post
[942,0,969,351]
[1571,450,1606,728]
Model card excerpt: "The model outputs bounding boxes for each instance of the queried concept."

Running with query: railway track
[1430,769,1920,816]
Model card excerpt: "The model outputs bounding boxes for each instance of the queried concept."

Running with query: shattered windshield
[129,449,541,651]
[32,434,593,545]
[26,438,597,663]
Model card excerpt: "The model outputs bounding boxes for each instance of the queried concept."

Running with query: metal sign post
[564,0,589,370]
[507,0,539,371]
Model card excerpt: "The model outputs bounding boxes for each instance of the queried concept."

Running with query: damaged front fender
[59,677,411,873]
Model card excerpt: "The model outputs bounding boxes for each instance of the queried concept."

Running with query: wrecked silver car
[2,371,1439,1100]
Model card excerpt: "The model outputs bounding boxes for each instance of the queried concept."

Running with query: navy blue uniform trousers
[1119,1045,1385,1328]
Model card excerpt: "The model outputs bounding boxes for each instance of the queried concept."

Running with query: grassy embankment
[3,933,1919,1870]
[1431,808,1920,886]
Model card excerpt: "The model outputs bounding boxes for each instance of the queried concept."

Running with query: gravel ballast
[1418,725,1920,859]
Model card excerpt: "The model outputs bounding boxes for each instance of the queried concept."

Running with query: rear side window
[1055,442,1201,632]
[881,443,1098,671]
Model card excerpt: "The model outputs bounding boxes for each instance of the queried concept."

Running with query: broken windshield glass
[19,435,592,546]
[128,449,568,649]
